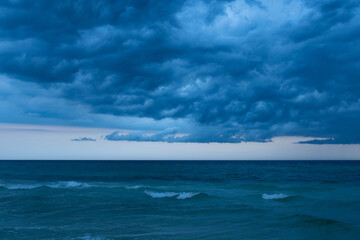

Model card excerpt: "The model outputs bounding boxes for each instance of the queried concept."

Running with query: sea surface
[0,160,359,240]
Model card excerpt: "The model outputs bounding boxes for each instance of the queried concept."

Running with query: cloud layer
[1,0,359,143]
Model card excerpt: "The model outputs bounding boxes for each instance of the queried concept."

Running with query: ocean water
[0,161,359,240]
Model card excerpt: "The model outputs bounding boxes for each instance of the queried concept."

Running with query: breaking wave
[144,190,200,199]
[47,181,91,189]
[262,193,290,200]
[0,181,92,190]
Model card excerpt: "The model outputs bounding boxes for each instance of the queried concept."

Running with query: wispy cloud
[71,137,96,142]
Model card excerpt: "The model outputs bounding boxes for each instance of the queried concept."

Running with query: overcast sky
[0,0,359,159]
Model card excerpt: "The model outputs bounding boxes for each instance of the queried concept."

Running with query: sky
[0,0,359,160]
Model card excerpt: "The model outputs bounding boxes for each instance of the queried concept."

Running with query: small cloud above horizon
[71,137,96,142]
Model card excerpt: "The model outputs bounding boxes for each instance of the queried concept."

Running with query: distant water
[0,161,359,240]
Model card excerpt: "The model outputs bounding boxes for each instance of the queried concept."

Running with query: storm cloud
[0,0,359,143]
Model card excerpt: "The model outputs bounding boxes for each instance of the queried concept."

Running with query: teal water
[0,160,359,240]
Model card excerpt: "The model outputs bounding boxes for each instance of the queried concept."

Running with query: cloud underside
[1,0,360,144]
[105,128,268,143]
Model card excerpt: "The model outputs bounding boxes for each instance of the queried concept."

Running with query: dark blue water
[0,160,359,240]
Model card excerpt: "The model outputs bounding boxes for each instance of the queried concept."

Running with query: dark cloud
[71,137,96,142]
[0,0,359,143]
[105,129,180,143]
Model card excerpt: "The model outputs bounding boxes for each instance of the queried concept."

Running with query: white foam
[144,190,178,198]
[47,181,91,189]
[262,193,290,200]
[144,190,199,199]
[0,181,92,190]
[177,192,200,199]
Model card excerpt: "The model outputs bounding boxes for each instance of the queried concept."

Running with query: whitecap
[177,192,200,199]
[144,190,199,199]
[144,190,178,198]
[1,181,92,189]
[262,193,290,200]
[47,181,91,189]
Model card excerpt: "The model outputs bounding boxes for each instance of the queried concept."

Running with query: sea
[0,160,359,240]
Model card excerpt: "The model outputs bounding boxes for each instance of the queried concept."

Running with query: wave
[144,190,200,199]
[0,181,92,190]
[1,181,159,190]
[1,181,163,191]
[262,193,290,200]
[47,181,91,189]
